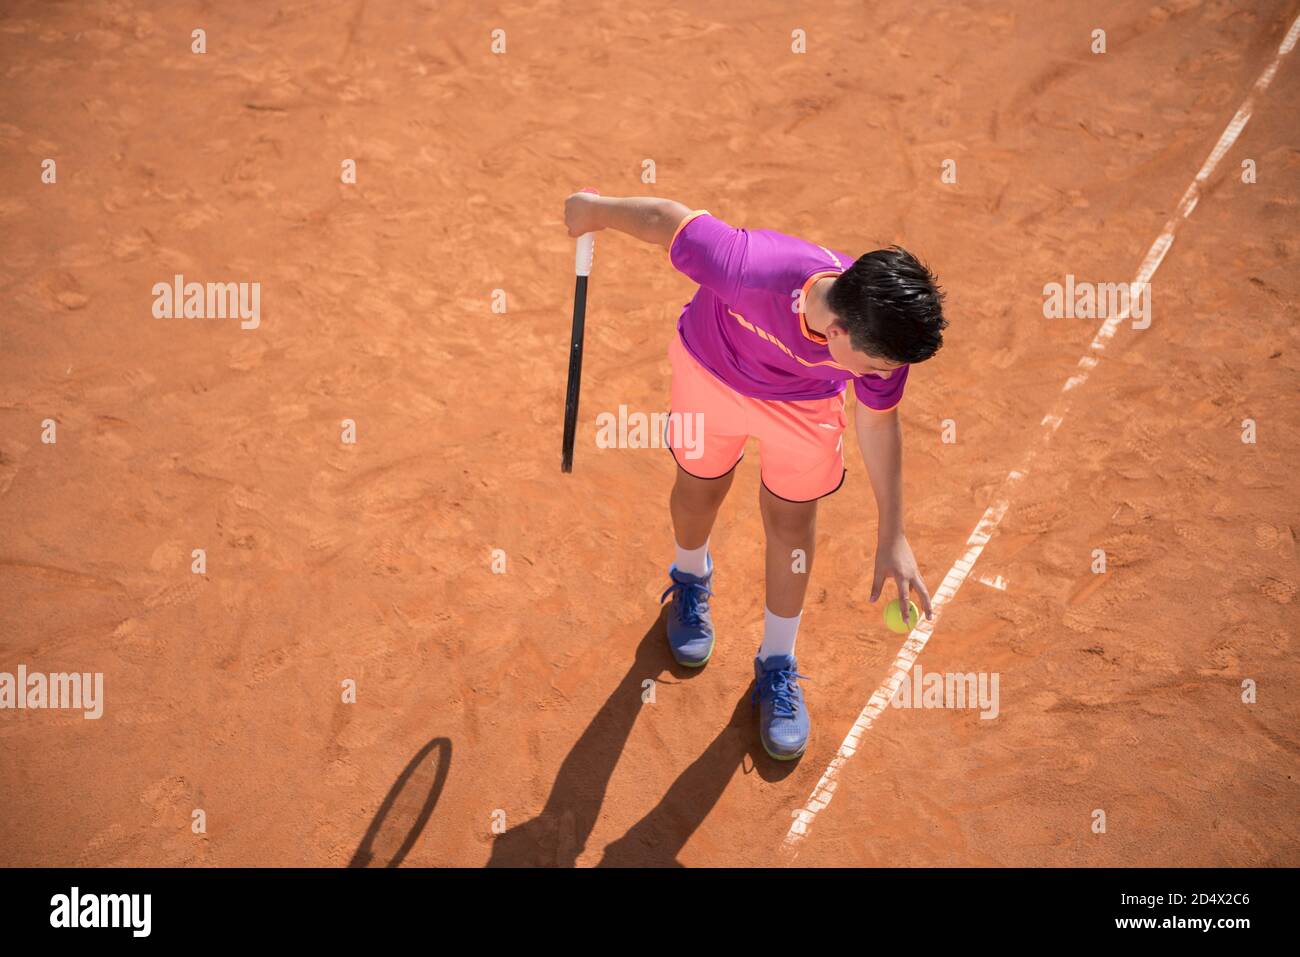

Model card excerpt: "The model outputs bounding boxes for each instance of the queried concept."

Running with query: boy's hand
[564,192,604,238]
[870,530,933,627]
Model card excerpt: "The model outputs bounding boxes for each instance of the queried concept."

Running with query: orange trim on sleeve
[668,209,710,253]
[857,397,901,414]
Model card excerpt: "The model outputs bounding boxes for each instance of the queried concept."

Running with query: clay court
[2,0,1298,867]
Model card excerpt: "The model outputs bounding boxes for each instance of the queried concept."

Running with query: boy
[563,193,946,760]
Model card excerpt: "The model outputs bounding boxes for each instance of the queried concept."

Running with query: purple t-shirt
[669,210,908,409]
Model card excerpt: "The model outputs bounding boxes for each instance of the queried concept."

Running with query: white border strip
[782,12,1300,856]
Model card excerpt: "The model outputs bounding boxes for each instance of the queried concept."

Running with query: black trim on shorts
[759,468,846,505]
[666,443,745,481]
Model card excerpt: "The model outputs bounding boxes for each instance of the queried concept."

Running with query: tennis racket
[561,188,598,473]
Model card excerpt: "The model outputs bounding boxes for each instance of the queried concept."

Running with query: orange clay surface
[1,0,1297,866]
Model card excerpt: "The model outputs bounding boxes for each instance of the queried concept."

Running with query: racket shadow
[349,736,452,868]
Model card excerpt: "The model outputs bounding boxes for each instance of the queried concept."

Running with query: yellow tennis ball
[884,599,920,634]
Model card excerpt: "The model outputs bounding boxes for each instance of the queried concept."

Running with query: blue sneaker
[660,564,715,667]
[753,654,810,760]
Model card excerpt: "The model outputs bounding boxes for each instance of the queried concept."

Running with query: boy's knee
[673,470,731,508]
[762,500,817,542]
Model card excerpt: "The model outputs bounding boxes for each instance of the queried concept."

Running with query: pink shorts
[665,333,847,502]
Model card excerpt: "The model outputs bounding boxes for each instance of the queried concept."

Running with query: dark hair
[825,246,947,364]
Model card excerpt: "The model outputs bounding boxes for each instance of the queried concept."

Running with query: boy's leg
[753,483,818,760]
[661,464,735,667]
[758,484,818,621]
[670,464,735,553]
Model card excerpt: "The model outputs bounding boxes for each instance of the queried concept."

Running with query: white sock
[759,607,802,661]
[673,540,711,577]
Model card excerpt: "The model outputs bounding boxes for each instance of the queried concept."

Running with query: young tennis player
[563,193,946,760]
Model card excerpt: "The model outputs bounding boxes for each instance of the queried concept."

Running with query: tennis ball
[883,599,920,634]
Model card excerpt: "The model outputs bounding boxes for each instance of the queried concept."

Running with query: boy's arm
[855,403,933,627]
[565,193,693,248]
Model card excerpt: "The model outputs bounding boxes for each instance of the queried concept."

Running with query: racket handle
[575,233,595,277]
[575,186,599,276]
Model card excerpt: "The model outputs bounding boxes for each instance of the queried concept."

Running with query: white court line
[782,13,1300,857]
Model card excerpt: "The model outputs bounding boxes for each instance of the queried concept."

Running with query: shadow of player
[486,606,795,867]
